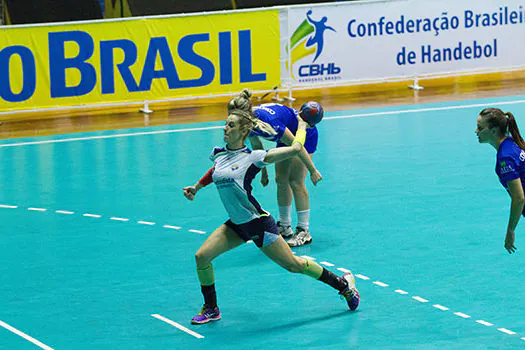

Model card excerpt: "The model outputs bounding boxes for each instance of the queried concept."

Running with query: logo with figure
[305,10,335,62]
[288,10,341,82]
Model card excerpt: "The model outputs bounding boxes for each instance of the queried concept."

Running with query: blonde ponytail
[229,109,277,137]
[253,119,278,136]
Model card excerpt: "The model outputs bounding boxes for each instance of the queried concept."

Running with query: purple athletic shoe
[339,272,360,311]
[191,305,221,324]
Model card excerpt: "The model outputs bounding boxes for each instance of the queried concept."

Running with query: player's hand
[505,229,517,254]
[297,115,308,129]
[183,186,197,200]
[310,169,322,186]
[261,168,269,187]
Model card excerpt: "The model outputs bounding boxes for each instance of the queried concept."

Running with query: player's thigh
[195,224,245,263]
[275,156,293,183]
[261,236,304,273]
[289,154,311,184]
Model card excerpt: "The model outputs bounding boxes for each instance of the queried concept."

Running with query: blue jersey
[496,138,525,204]
[249,103,319,153]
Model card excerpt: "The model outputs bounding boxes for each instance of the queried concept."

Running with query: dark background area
[2,0,350,25]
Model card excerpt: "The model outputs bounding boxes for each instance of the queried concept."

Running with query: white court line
[433,304,449,311]
[189,229,206,234]
[0,125,223,148]
[325,98,525,122]
[355,274,370,280]
[2,98,525,148]
[498,328,516,335]
[151,314,204,339]
[320,261,334,267]
[373,281,389,287]
[138,221,155,225]
[83,213,101,218]
[110,217,129,222]
[0,204,18,208]
[28,207,46,212]
[55,210,74,215]
[353,274,518,337]
[412,296,428,303]
[7,203,524,341]
[0,320,54,350]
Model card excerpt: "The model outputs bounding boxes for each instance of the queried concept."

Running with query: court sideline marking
[0,204,203,234]
[0,320,54,350]
[1,98,525,148]
[151,314,204,339]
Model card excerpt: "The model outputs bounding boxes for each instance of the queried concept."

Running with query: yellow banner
[0,11,280,112]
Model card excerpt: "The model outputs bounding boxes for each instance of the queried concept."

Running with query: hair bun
[241,89,252,99]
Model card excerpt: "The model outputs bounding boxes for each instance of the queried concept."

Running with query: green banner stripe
[290,20,313,49]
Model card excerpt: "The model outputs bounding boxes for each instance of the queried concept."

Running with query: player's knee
[195,251,212,266]
[283,258,304,273]
[275,173,289,187]
[290,179,307,193]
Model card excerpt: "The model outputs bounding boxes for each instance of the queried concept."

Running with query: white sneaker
[277,221,293,238]
[287,227,312,247]
[340,272,360,311]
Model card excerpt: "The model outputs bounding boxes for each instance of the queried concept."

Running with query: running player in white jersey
[183,109,359,324]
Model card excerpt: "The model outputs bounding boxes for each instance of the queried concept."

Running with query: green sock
[301,258,323,279]
[197,264,215,286]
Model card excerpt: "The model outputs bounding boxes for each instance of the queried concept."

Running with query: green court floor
[1,95,525,349]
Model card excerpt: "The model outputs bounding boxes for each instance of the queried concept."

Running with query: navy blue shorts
[225,215,279,248]
[277,127,318,154]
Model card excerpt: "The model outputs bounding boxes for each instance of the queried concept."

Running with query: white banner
[285,0,525,87]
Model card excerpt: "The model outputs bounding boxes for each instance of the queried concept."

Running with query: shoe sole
[287,238,313,247]
[191,316,221,325]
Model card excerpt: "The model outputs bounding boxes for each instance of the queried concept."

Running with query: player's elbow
[291,142,302,155]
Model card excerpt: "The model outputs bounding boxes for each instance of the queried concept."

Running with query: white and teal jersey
[210,146,269,224]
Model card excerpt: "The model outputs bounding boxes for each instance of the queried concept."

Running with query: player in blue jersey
[183,109,359,324]
[476,107,525,254]
[227,89,323,247]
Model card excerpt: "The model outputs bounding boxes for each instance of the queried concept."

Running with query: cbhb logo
[289,10,341,80]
